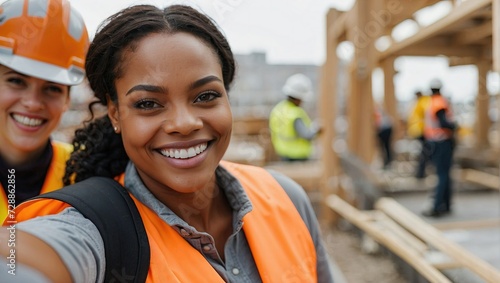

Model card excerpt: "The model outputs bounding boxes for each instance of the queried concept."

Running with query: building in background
[230,52,319,119]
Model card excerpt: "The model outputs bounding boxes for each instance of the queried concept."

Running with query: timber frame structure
[318,0,498,221]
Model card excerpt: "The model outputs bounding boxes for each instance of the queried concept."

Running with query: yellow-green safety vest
[269,100,313,159]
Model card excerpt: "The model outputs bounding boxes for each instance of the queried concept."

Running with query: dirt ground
[322,222,406,283]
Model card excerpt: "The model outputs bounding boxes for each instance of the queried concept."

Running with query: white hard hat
[430,78,443,90]
[282,73,313,101]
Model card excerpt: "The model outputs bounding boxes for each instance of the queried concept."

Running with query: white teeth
[12,114,43,127]
[179,149,187,158]
[160,143,208,159]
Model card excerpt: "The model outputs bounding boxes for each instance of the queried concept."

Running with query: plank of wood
[493,0,500,71]
[327,194,452,283]
[376,197,500,283]
[432,260,464,270]
[433,218,500,231]
[380,0,492,60]
[372,211,429,255]
[462,169,500,190]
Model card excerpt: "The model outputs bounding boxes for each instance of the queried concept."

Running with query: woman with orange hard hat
[0,0,89,221]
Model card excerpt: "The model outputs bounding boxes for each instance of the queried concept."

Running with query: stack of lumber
[327,195,500,283]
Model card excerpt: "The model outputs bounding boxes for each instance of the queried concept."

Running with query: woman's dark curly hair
[64,4,236,185]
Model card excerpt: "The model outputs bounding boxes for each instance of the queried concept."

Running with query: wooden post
[493,0,500,72]
[346,62,361,155]
[382,57,400,139]
[352,0,377,163]
[475,60,490,149]
[358,66,376,163]
[318,8,341,225]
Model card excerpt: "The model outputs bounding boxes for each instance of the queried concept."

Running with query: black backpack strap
[33,176,150,283]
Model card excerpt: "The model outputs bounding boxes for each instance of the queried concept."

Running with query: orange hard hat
[0,0,89,85]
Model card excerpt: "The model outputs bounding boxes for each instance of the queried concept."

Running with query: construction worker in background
[374,103,394,169]
[422,78,457,217]
[0,0,89,221]
[407,90,431,179]
[269,73,322,161]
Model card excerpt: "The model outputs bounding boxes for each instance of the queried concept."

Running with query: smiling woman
[109,32,233,194]
[0,0,89,221]
[1,4,337,283]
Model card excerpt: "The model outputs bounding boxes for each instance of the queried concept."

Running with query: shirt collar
[123,162,253,230]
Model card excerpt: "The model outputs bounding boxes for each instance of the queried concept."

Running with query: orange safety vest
[0,141,72,221]
[11,161,317,282]
[424,95,454,141]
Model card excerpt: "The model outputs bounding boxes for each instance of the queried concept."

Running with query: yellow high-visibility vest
[269,100,313,159]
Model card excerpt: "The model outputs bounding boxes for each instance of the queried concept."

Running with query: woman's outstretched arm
[0,228,71,283]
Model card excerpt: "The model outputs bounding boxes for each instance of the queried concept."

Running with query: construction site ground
[316,161,500,283]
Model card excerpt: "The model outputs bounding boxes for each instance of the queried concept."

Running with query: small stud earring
[114,126,118,132]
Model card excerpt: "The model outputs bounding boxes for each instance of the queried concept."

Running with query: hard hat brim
[284,88,313,101]
[0,53,85,86]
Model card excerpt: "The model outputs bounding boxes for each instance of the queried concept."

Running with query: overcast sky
[71,0,354,65]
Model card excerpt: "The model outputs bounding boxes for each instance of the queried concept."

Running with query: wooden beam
[433,218,500,231]
[476,59,491,149]
[482,45,494,60]
[477,37,494,47]
[347,0,376,162]
[358,73,376,162]
[319,7,342,225]
[432,260,464,270]
[449,57,487,67]
[371,211,429,254]
[376,197,500,283]
[390,44,482,57]
[346,63,361,154]
[380,0,492,60]
[353,0,377,162]
[462,168,499,190]
[327,195,453,283]
[493,0,500,71]
[453,20,492,45]
[384,0,442,30]
[328,11,347,44]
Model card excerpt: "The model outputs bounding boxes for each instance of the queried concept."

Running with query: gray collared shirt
[15,162,335,282]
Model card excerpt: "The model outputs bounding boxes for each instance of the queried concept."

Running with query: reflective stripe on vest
[10,161,317,282]
[269,100,313,159]
[424,95,454,141]
[0,140,72,221]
